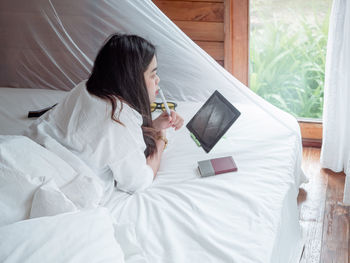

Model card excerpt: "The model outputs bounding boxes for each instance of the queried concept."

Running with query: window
[249,0,333,120]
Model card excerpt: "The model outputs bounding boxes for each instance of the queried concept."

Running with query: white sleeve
[104,107,154,193]
[92,126,154,193]
[78,100,154,194]
[108,149,154,194]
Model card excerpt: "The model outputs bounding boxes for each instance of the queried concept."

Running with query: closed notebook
[198,156,237,177]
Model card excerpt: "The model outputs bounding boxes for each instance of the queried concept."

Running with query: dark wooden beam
[224,0,249,86]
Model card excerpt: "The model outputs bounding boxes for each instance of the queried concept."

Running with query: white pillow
[0,166,76,226]
[0,135,77,187]
[0,135,79,226]
[0,135,103,209]
[30,178,77,219]
[0,208,125,263]
[0,166,44,226]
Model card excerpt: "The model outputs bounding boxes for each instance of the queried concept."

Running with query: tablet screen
[186,90,241,153]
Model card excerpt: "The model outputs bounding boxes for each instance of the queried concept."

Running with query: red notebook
[198,156,237,177]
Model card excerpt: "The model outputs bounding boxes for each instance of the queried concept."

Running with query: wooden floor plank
[299,147,348,263]
[299,147,328,263]
[320,170,348,263]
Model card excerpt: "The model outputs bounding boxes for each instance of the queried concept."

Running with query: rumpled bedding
[0,88,305,263]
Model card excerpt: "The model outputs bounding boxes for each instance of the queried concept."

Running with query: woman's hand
[169,110,184,131]
[153,110,184,131]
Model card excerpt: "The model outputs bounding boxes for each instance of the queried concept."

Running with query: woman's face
[144,55,160,103]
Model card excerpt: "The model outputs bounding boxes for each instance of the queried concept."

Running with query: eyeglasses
[150,102,177,112]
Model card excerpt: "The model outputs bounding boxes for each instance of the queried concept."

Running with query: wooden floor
[298,147,349,263]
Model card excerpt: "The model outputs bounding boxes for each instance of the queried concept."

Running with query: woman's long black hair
[86,33,158,157]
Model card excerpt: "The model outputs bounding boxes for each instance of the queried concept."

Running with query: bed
[0,0,307,261]
[0,86,305,263]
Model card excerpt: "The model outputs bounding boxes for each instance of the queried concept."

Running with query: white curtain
[321,0,350,203]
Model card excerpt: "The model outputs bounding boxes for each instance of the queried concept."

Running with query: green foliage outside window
[250,1,332,119]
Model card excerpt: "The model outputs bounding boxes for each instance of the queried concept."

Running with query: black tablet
[186,90,241,153]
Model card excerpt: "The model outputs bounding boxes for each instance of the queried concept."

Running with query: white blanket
[0,208,125,263]
[0,88,305,263]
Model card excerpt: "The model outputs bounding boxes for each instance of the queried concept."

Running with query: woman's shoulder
[62,81,143,130]
[75,84,142,133]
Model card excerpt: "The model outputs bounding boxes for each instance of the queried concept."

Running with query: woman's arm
[148,111,184,178]
[146,130,166,178]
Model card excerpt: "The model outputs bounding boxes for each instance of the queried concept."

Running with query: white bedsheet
[0,87,305,263]
[104,102,305,263]
[0,88,67,135]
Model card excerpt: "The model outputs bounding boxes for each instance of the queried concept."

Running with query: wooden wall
[153,0,225,66]
[153,0,249,86]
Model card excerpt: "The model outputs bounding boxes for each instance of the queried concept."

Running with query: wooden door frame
[224,0,322,148]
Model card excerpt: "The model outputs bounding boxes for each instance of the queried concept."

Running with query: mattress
[0,87,305,263]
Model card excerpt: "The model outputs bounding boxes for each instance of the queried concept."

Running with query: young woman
[25,34,184,197]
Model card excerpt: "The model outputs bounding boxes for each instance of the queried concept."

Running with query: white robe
[24,81,154,204]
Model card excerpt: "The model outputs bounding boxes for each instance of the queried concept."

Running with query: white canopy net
[0,0,300,134]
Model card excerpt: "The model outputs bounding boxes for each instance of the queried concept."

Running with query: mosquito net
[0,0,300,134]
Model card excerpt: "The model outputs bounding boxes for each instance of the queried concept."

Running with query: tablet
[186,90,241,153]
